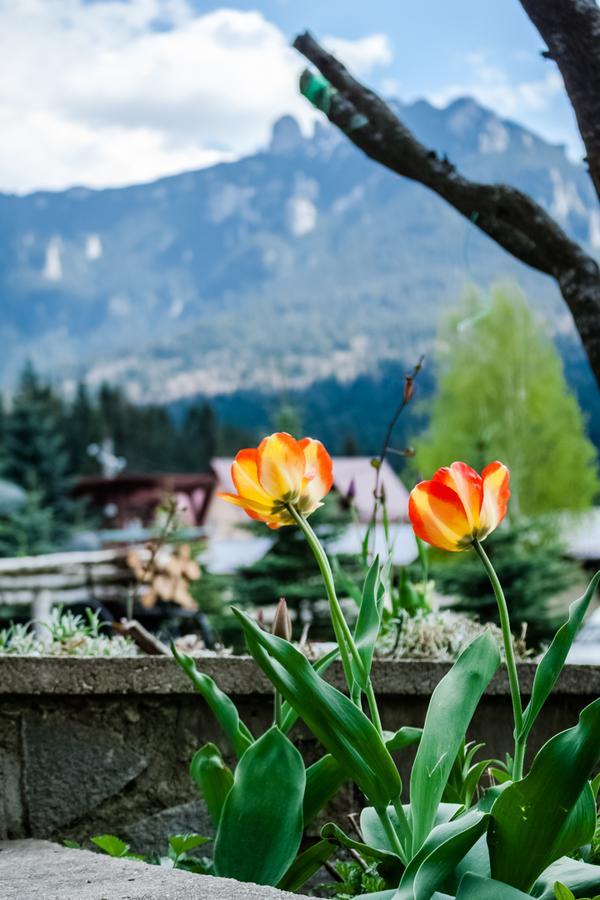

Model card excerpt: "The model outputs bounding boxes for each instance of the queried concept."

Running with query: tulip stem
[287,504,366,700]
[392,797,412,857]
[365,681,383,735]
[473,539,525,779]
[376,805,407,864]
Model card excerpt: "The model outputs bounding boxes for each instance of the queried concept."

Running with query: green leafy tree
[415,283,599,516]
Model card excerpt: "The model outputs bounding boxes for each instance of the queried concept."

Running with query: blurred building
[73,472,216,529]
[208,456,410,535]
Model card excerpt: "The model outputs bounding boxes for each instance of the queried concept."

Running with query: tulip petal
[479,461,510,538]
[217,492,274,516]
[231,449,274,506]
[218,492,291,528]
[409,480,473,551]
[257,433,306,502]
[433,462,483,531]
[298,438,334,510]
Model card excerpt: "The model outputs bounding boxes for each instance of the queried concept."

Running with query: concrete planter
[0,656,597,851]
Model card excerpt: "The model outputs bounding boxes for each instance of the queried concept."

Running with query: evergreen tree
[3,364,76,543]
[64,382,102,474]
[415,283,599,516]
[232,493,360,633]
[0,491,56,557]
[272,400,303,437]
[433,520,579,643]
[342,432,359,456]
[181,402,218,469]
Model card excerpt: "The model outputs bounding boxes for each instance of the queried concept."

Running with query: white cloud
[380,77,401,97]
[429,51,564,121]
[0,1,393,193]
[430,56,563,119]
[425,51,585,157]
[322,34,393,76]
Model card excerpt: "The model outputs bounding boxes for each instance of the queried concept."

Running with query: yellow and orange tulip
[218,432,334,529]
[409,460,510,551]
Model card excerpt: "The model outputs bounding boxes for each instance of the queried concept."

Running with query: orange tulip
[408,461,510,551]
[218,432,334,529]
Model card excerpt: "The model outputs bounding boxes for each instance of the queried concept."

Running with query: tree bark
[293,31,600,388]
[519,0,600,202]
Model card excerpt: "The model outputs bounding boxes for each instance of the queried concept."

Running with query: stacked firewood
[126,543,201,611]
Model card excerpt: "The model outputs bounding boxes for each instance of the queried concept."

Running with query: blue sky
[0,0,581,193]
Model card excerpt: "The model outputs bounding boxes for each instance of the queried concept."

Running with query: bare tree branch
[519,0,600,202]
[292,31,600,388]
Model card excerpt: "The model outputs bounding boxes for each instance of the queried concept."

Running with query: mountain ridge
[1,95,598,402]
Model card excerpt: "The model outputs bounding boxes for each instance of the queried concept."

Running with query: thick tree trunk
[519,0,600,202]
[293,31,600,388]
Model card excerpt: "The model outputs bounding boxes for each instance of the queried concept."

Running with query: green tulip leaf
[352,555,384,689]
[360,805,404,854]
[360,803,461,855]
[520,571,600,741]
[280,646,339,734]
[172,646,253,758]
[277,839,336,892]
[533,857,600,899]
[189,743,233,828]
[489,698,600,892]
[233,607,402,808]
[410,630,501,851]
[394,810,489,900]
[303,754,347,825]
[213,726,305,885]
[321,821,402,869]
[455,873,532,898]
[385,726,423,753]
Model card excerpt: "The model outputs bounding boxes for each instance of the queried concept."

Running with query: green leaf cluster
[172,545,600,898]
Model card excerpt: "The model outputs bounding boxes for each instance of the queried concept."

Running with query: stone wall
[0,656,598,853]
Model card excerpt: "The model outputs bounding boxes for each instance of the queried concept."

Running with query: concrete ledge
[0,840,310,899]
[0,655,598,696]
[1,656,597,848]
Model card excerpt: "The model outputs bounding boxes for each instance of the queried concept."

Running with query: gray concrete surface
[0,656,597,851]
[1,654,599,696]
[0,840,310,899]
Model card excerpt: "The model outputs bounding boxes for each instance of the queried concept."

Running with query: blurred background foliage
[414,284,599,515]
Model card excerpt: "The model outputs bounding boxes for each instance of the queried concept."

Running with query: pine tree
[64,382,102,474]
[272,400,303,437]
[433,520,579,642]
[0,491,56,557]
[3,363,76,544]
[181,402,218,470]
[232,493,360,632]
[415,283,599,516]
